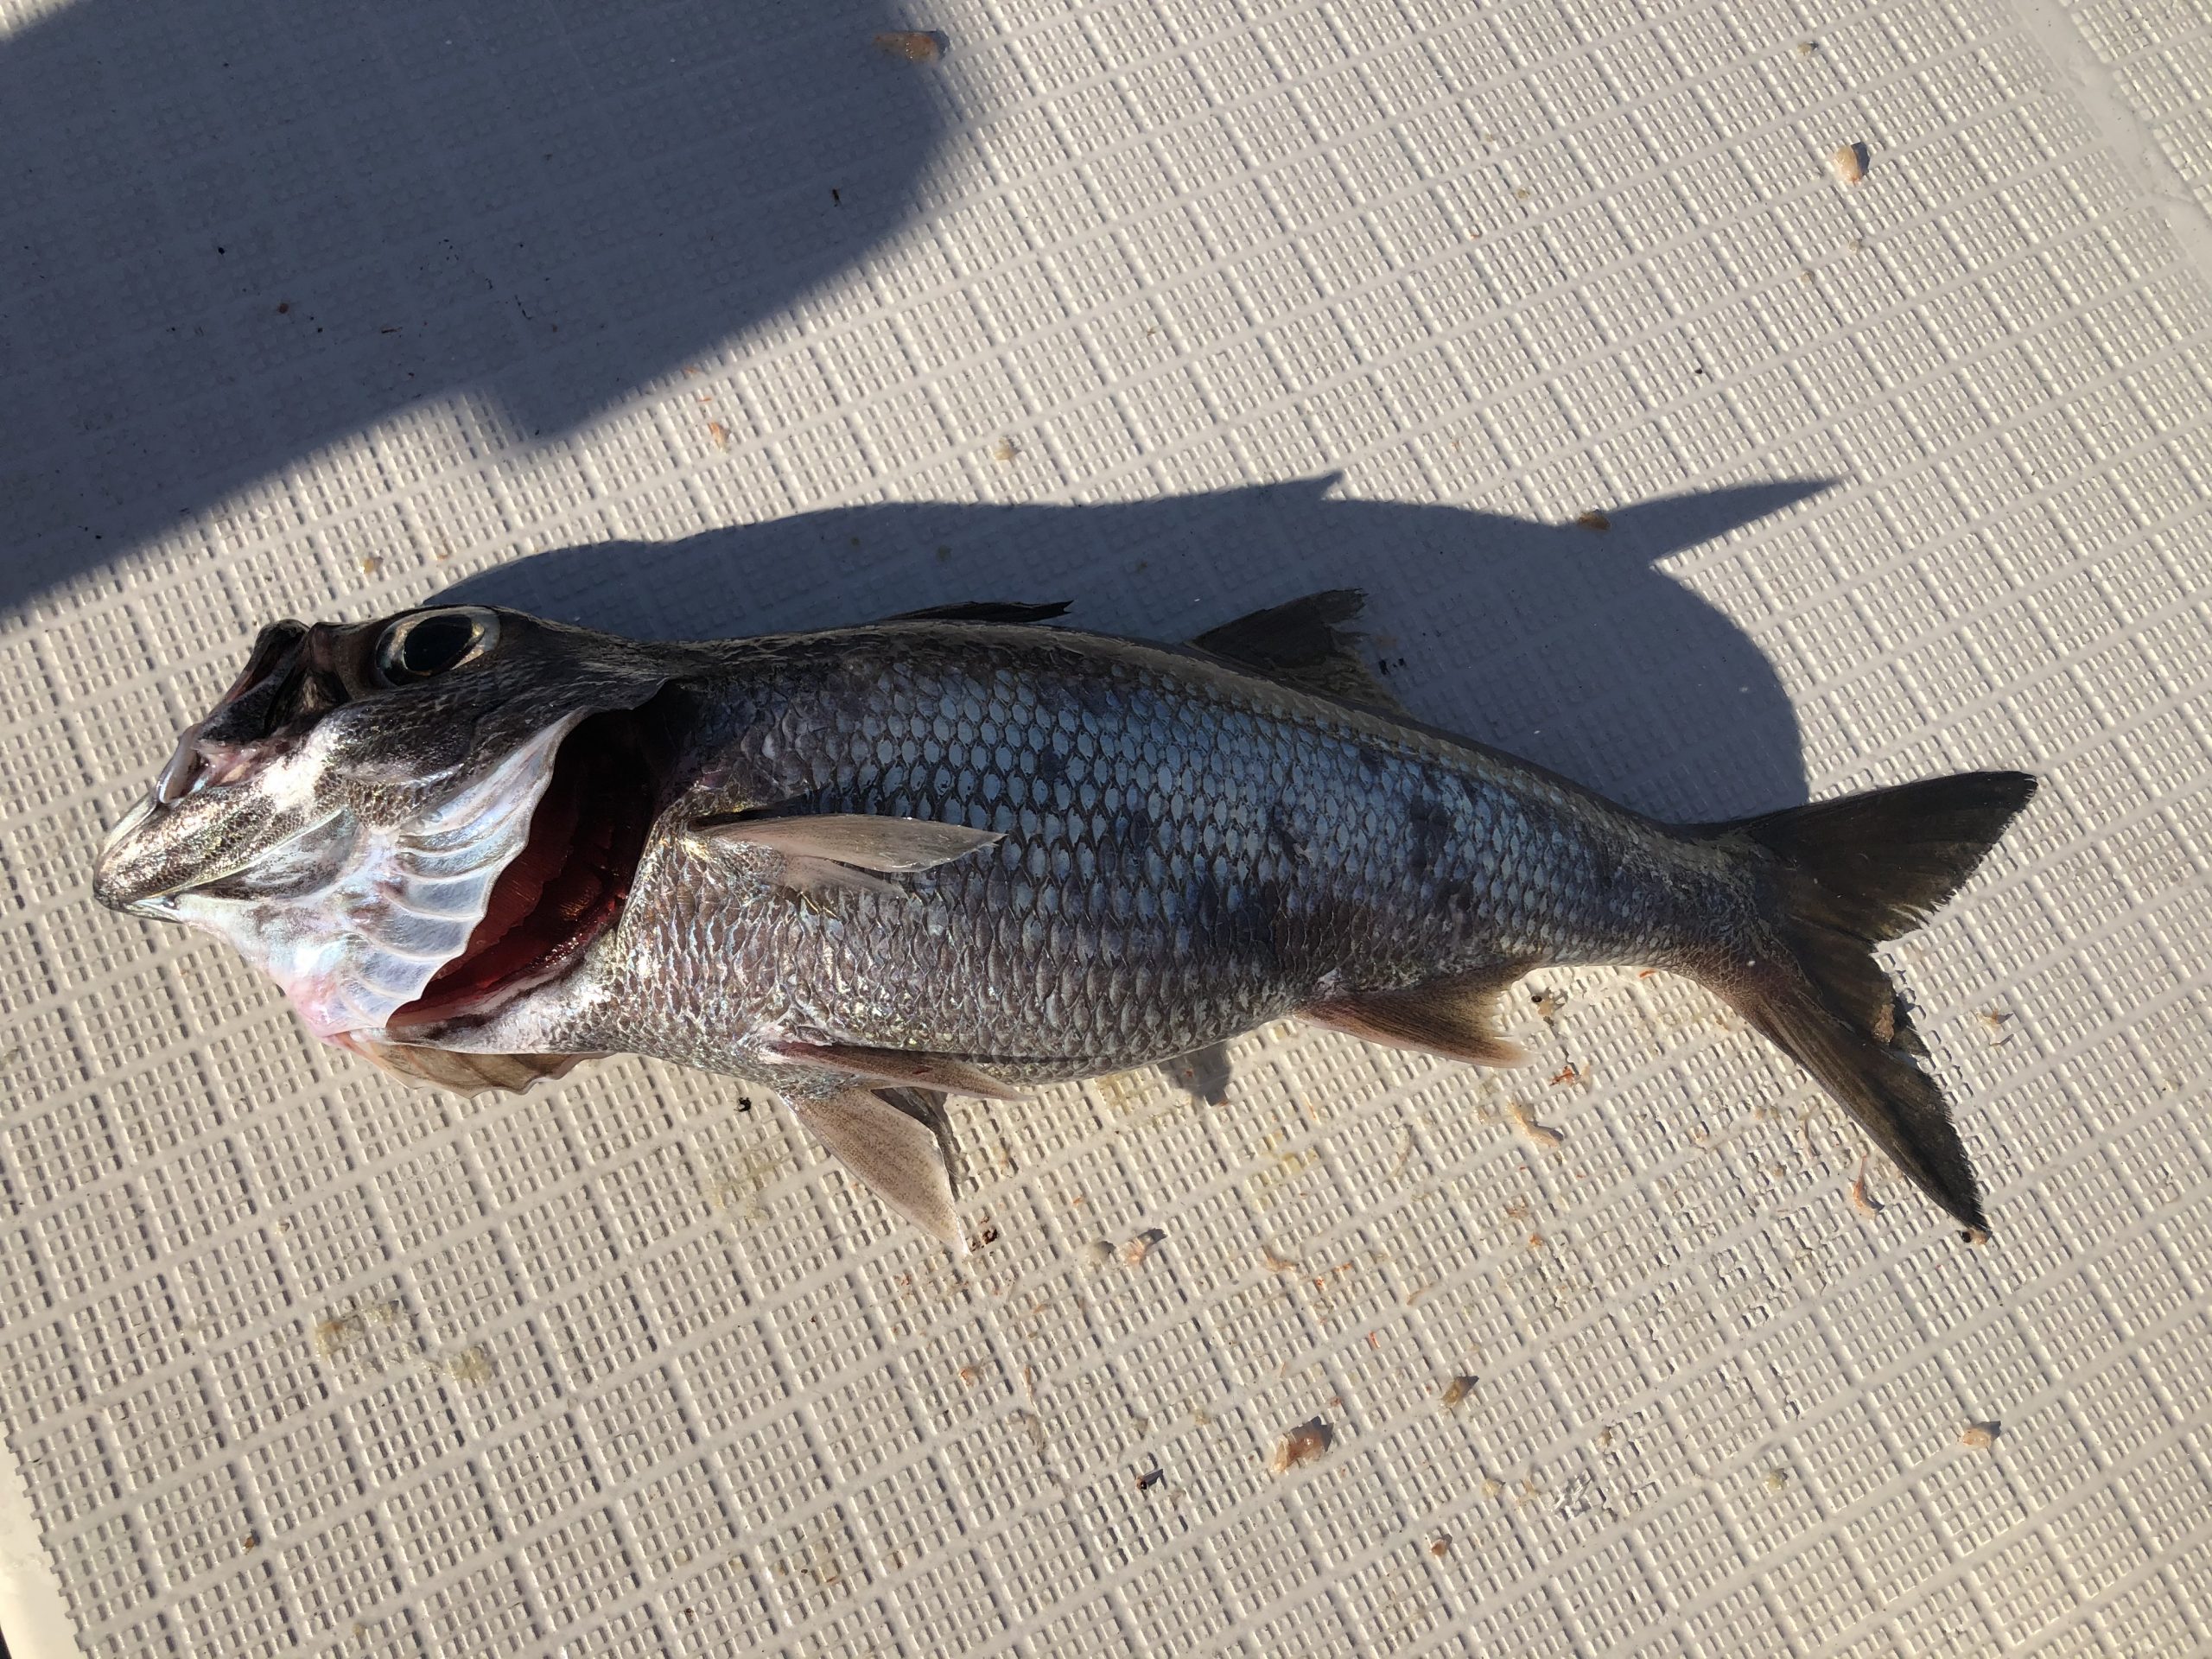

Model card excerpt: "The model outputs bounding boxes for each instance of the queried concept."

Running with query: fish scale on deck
[92,590,2034,1250]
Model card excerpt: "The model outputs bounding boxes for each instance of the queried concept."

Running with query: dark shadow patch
[3,0,941,612]
[450,476,1830,818]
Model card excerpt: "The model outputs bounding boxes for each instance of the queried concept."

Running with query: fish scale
[93,595,2036,1245]
[582,627,1712,1082]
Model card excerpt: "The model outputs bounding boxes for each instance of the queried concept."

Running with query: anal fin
[1304,965,1529,1067]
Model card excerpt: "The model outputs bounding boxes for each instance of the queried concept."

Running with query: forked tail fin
[1696,771,2038,1236]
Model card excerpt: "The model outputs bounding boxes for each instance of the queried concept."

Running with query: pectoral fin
[337,1033,594,1096]
[786,1085,966,1250]
[768,1038,1026,1101]
[696,812,1004,897]
[1305,966,1529,1066]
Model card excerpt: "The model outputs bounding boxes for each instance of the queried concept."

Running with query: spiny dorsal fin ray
[1190,589,1411,716]
[1304,963,1529,1066]
[883,601,1073,626]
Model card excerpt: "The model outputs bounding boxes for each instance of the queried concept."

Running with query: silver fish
[94,593,2034,1249]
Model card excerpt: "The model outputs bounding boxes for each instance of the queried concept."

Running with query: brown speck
[1637,968,1657,978]
[1268,1418,1332,1474]
[356,554,383,577]
[1508,1100,1563,1151]
[240,1531,259,1552]
[708,421,730,448]
[1830,143,1869,185]
[957,1363,981,1387]
[1549,1063,1580,1087]
[874,29,944,60]
[1525,1231,1546,1251]
[1480,1475,1503,1498]
[1980,1007,2013,1044]
[1118,1227,1165,1266]
[1429,1537,1451,1558]
[1872,999,1897,1046]
[991,436,1020,463]
[1529,988,1565,1024]
[1135,1467,1163,1491]
[683,364,702,377]
[275,302,290,315]
[1573,511,1611,533]
[1503,1198,1532,1223]
[1595,1427,1615,1450]
[1794,39,1818,58]
[1764,1467,1791,1492]
[1847,1158,1883,1218]
[1961,1421,1999,1450]
[1513,187,1533,202]
[1259,1243,1300,1274]
[1440,1375,1476,1408]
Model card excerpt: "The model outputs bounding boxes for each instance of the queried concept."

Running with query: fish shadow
[0,0,938,612]
[448,476,1829,819]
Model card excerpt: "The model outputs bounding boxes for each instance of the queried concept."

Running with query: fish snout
[91,798,175,914]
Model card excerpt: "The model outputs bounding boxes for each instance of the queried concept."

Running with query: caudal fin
[1697,771,2037,1235]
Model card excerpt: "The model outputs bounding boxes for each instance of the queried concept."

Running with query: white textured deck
[2,0,2209,1654]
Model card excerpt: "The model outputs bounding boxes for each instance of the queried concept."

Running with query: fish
[92,591,2036,1249]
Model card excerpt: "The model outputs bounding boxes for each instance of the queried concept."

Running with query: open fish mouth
[389,708,661,1031]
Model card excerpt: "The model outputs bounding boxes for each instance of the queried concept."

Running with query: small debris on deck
[1268,1418,1332,1474]
[1830,142,1870,184]
[1509,1100,1563,1151]
[1961,1421,1999,1451]
[1848,1158,1883,1218]
[1118,1227,1166,1266]
[1440,1375,1476,1408]
[1573,511,1611,532]
[873,30,944,60]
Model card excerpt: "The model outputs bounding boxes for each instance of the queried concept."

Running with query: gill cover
[93,605,677,1038]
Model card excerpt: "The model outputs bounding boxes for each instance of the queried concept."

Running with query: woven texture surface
[2,0,2209,1654]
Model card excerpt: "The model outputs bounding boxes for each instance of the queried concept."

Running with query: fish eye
[372,607,499,687]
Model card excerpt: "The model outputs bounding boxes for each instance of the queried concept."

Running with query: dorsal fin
[1190,590,1410,715]
[883,601,1072,625]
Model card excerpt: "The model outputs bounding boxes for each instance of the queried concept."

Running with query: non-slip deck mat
[2,0,2209,1654]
